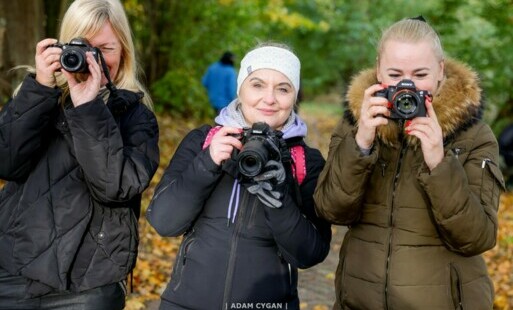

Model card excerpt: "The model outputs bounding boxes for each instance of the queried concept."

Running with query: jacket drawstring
[227,179,241,226]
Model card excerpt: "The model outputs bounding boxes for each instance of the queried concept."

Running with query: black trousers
[0,268,125,310]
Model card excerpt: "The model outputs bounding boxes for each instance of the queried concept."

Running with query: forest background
[1,0,513,309]
[1,0,513,132]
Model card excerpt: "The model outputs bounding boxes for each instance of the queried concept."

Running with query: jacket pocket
[480,158,505,206]
[172,229,196,291]
[276,252,293,297]
[94,204,139,272]
[449,263,463,309]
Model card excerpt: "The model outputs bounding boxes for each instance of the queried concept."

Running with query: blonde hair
[16,0,152,109]
[377,18,444,64]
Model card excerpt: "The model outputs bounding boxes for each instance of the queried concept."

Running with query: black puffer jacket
[147,124,331,310]
[0,74,159,297]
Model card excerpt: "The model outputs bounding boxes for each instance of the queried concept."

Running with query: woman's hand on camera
[35,38,61,88]
[404,96,444,171]
[209,127,243,166]
[62,52,102,107]
[355,84,390,150]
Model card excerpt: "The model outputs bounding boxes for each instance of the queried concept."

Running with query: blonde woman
[314,17,505,309]
[0,0,159,308]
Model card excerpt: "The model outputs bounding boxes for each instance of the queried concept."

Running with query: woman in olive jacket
[148,43,331,310]
[0,0,159,308]
[314,17,505,309]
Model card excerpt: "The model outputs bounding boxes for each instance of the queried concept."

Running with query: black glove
[247,160,286,208]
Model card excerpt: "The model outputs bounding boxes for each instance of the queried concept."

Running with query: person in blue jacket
[148,42,331,310]
[202,51,237,114]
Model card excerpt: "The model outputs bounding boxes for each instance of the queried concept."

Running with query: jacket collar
[345,58,483,147]
[107,89,143,116]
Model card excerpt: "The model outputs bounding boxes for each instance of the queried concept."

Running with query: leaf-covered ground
[486,193,513,309]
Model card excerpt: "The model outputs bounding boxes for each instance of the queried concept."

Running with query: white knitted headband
[237,46,301,98]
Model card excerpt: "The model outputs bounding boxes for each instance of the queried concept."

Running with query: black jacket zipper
[222,189,253,309]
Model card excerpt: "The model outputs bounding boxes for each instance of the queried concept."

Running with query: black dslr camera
[234,122,287,178]
[374,79,430,120]
[50,38,99,73]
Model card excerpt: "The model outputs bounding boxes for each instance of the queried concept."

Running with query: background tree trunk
[0,0,44,99]
[0,0,69,102]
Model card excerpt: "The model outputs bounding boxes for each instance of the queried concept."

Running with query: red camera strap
[289,145,306,185]
[202,125,222,150]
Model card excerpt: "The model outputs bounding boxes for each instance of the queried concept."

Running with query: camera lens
[395,94,417,115]
[237,137,269,177]
[61,49,86,73]
[64,54,79,67]
[238,152,265,177]
[392,90,422,119]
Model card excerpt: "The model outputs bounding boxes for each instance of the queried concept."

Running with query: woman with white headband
[147,42,332,309]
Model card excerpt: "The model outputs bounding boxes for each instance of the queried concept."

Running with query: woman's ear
[376,60,382,83]
[438,60,445,82]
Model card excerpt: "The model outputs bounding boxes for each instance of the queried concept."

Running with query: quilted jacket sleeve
[0,75,60,181]
[263,145,332,269]
[64,97,159,204]
[146,126,223,237]
[418,122,505,256]
[314,117,379,225]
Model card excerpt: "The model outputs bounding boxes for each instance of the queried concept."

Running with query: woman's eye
[388,74,401,79]
[415,73,428,78]
[252,83,263,88]
[278,88,290,93]
[100,47,116,54]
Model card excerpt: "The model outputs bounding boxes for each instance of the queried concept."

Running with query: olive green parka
[314,59,505,309]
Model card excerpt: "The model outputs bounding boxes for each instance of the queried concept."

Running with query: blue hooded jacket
[202,61,237,110]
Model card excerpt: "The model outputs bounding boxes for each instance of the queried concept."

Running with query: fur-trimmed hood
[345,58,483,146]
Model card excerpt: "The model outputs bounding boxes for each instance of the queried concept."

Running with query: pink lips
[258,109,277,116]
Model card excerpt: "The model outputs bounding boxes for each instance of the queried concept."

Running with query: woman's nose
[263,87,276,104]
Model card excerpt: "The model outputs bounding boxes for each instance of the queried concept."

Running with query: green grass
[299,100,343,116]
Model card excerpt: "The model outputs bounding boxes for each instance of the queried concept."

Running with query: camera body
[374,79,429,120]
[50,38,99,73]
[235,122,287,178]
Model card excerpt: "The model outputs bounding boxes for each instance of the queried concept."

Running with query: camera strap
[202,125,222,150]
[289,145,306,185]
[95,47,117,94]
